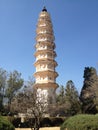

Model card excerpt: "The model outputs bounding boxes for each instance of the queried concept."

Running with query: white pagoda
[33,7,58,103]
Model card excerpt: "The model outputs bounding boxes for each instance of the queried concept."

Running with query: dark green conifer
[80,67,98,113]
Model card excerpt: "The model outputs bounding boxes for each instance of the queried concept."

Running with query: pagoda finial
[42,6,47,12]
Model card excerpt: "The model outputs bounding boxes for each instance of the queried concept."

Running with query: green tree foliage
[0,116,15,130]
[0,68,7,92]
[60,114,98,130]
[56,85,65,104]
[65,80,81,116]
[80,67,98,113]
[51,85,66,117]
[6,70,24,109]
[54,81,81,117]
[52,85,66,116]
[0,68,7,113]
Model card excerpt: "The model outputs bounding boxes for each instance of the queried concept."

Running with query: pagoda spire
[42,6,47,12]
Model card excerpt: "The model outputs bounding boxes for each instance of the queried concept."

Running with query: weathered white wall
[36,76,54,83]
[36,64,54,72]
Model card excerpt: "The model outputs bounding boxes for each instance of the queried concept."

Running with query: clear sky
[0,0,98,92]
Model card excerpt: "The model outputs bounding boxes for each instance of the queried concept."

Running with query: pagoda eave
[34,59,58,67]
[33,82,59,89]
[34,70,58,78]
[35,42,56,49]
[34,50,57,57]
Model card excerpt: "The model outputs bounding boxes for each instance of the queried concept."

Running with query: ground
[15,127,60,130]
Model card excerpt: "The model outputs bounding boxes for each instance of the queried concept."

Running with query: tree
[53,82,81,117]
[11,90,47,130]
[52,85,66,117]
[22,76,35,92]
[56,85,65,104]
[65,80,81,116]
[10,92,25,114]
[0,116,15,130]
[6,70,24,111]
[80,67,98,114]
[0,68,7,113]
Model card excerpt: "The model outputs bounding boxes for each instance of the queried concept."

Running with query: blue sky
[0,0,98,92]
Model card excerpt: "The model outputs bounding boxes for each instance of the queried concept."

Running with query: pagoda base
[33,83,58,104]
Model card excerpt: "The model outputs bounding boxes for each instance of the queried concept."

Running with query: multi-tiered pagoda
[34,7,58,103]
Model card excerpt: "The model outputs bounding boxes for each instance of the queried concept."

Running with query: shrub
[0,116,15,130]
[40,117,65,127]
[60,114,98,130]
[40,117,52,127]
[50,117,65,126]
[8,117,65,128]
[11,117,21,128]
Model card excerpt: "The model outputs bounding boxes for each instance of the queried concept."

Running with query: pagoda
[33,7,58,103]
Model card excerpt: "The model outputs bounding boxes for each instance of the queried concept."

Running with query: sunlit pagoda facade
[33,7,58,103]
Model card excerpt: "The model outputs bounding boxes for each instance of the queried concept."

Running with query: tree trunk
[34,128,39,130]
[33,117,40,130]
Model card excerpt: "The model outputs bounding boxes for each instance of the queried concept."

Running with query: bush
[8,117,65,128]
[11,117,21,128]
[0,116,15,130]
[40,118,52,127]
[60,114,98,130]
[41,117,65,127]
[50,117,65,126]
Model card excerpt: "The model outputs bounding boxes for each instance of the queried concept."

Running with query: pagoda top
[42,6,47,12]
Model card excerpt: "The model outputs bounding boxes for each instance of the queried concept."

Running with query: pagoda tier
[34,71,58,78]
[34,60,57,71]
[35,41,55,50]
[34,50,56,58]
[33,7,58,103]
[33,83,58,89]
